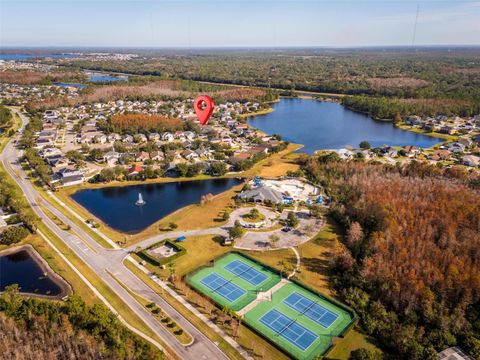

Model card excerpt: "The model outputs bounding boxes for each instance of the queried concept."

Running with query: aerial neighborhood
[26,96,285,187]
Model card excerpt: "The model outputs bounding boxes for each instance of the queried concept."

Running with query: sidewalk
[126,256,253,360]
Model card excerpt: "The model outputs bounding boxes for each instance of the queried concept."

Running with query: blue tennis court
[284,292,339,328]
[224,259,268,286]
[259,309,318,351]
[200,273,246,302]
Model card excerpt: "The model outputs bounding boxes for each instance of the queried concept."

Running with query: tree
[209,162,227,176]
[269,234,280,248]
[175,163,188,177]
[349,348,381,360]
[0,226,29,245]
[228,221,245,240]
[167,263,177,281]
[98,168,115,182]
[347,222,364,246]
[359,141,371,150]
[89,148,104,161]
[286,211,299,228]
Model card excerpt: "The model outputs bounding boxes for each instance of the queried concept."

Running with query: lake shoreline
[0,244,72,299]
[248,98,443,153]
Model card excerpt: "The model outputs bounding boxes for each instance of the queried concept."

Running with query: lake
[0,248,67,297]
[86,71,128,83]
[71,178,242,233]
[248,98,441,153]
[0,53,78,61]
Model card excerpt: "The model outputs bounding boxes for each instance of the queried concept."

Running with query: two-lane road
[1,110,231,360]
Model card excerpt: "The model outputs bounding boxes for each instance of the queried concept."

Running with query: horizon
[1,1,479,48]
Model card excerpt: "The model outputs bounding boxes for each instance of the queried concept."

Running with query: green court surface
[244,283,355,360]
[187,252,281,311]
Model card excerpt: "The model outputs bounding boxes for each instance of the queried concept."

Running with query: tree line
[0,286,163,359]
[302,154,480,359]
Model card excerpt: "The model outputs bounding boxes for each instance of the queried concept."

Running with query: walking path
[126,256,253,360]
[288,246,301,279]
[237,278,290,316]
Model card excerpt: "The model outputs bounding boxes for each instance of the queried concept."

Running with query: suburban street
[1,110,231,360]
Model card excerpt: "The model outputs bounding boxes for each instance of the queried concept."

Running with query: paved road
[1,111,230,360]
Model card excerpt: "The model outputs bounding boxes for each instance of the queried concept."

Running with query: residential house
[135,151,150,162]
[150,151,165,162]
[462,155,480,167]
[439,126,455,135]
[448,142,466,153]
[103,151,120,165]
[148,133,160,141]
[182,149,199,161]
[161,132,174,142]
[122,134,134,143]
[128,165,143,176]
[107,133,121,143]
[405,115,423,126]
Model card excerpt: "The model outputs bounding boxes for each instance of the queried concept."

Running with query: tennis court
[284,292,339,328]
[260,309,318,351]
[200,273,246,302]
[224,259,268,286]
[187,253,281,311]
[244,282,355,360]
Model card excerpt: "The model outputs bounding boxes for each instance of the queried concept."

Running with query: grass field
[244,283,354,360]
[187,253,281,311]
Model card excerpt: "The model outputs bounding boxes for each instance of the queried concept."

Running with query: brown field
[366,77,430,88]
[111,113,182,131]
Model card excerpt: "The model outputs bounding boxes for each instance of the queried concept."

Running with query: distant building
[438,347,474,360]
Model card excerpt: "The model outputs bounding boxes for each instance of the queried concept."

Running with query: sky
[0,0,479,47]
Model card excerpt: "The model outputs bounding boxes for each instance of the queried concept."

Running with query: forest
[0,286,162,359]
[61,48,480,118]
[110,113,182,133]
[302,154,480,359]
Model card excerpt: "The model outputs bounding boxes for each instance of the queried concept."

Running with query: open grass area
[106,269,193,346]
[136,234,231,278]
[19,233,99,305]
[326,329,381,360]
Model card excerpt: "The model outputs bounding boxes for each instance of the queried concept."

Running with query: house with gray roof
[238,186,284,204]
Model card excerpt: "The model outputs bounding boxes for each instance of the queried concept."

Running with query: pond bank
[0,244,72,299]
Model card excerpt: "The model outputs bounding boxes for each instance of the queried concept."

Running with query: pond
[86,71,128,83]
[53,82,87,89]
[0,246,70,298]
[71,178,243,233]
[248,98,441,154]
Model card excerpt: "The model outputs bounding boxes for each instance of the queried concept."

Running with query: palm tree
[278,260,286,278]
[167,263,176,282]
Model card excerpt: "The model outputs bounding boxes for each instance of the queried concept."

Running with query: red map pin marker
[194,95,214,125]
